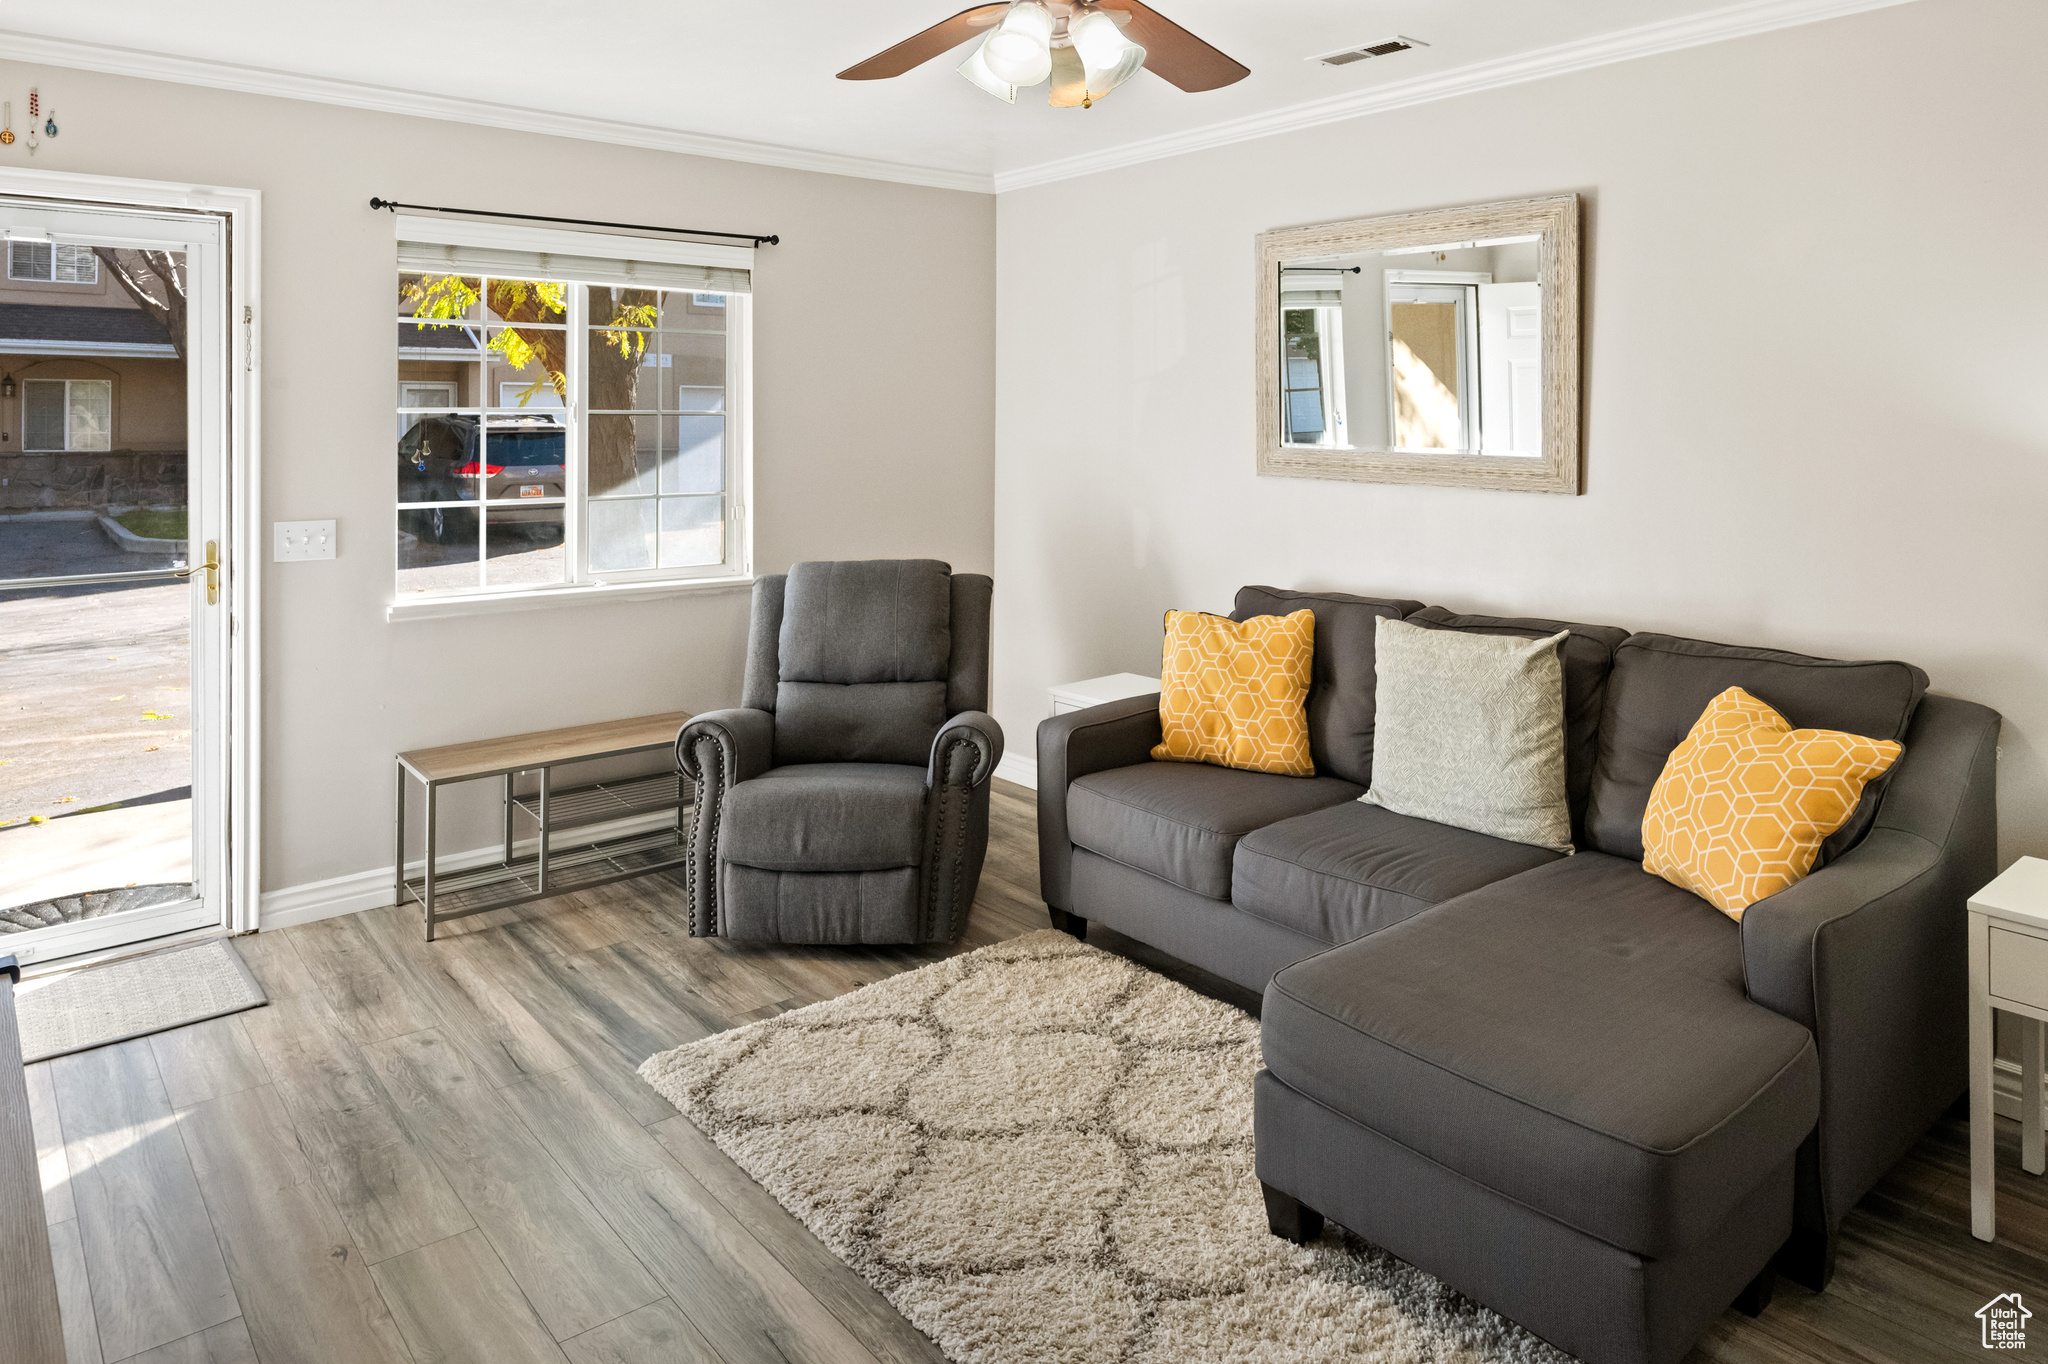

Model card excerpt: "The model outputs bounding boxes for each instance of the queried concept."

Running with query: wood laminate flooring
[24,779,2048,1363]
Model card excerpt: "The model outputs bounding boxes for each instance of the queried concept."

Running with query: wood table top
[398,710,696,783]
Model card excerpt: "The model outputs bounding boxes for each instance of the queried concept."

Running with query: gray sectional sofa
[1035,586,2000,1364]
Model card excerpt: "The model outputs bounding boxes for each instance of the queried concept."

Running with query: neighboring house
[0,242,186,512]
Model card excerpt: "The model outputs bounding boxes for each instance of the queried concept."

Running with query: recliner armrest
[1035,694,1163,910]
[929,710,1004,790]
[675,708,774,788]
[674,708,773,936]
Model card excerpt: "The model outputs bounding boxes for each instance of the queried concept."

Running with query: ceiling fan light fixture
[980,2,1055,87]
[957,43,1018,102]
[1069,9,1146,101]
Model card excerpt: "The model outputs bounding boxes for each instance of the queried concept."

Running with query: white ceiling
[7,0,1909,191]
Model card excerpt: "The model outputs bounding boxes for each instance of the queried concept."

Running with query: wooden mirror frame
[1255,193,1581,495]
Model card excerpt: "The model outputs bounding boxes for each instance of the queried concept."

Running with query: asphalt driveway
[0,517,191,829]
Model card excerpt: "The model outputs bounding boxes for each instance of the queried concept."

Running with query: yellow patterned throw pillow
[1642,687,1902,919]
[1151,609,1316,776]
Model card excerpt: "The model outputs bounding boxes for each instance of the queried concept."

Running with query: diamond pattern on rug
[640,930,1566,1364]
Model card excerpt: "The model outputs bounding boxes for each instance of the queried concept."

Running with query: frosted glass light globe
[982,2,1054,86]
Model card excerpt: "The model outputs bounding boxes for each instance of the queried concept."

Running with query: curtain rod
[369,197,778,247]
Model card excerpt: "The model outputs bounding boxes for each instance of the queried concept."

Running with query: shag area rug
[639,930,1565,1364]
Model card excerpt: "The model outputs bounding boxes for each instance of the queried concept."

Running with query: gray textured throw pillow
[1363,617,1575,853]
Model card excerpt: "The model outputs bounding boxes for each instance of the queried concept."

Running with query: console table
[1968,855,2048,1241]
[395,711,693,940]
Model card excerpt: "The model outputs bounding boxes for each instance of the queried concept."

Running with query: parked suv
[397,414,566,542]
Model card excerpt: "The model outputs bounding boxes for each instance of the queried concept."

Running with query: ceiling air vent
[1311,36,1426,67]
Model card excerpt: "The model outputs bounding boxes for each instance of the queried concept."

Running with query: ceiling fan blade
[1113,0,1248,92]
[837,4,1011,80]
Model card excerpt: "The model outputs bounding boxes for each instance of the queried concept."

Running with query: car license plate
[519,485,546,498]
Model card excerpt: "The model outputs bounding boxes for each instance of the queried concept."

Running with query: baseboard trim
[258,810,681,931]
[995,753,1038,791]
[1992,1056,2048,1124]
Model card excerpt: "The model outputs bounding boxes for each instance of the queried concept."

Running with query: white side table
[1048,672,1161,717]
[1968,856,2048,1241]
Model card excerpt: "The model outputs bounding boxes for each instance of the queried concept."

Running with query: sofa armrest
[1739,692,2000,1245]
[1742,693,2001,1028]
[928,710,1004,791]
[674,708,774,935]
[1035,694,1163,911]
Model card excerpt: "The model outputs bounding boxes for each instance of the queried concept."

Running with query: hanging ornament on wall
[1,103,14,147]
[41,110,55,139]
[25,89,39,155]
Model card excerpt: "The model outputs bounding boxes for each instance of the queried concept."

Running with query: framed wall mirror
[1256,193,1581,494]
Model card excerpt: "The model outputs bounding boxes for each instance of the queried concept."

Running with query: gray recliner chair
[675,559,1003,943]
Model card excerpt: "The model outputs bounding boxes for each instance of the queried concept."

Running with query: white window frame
[388,217,753,621]
[8,239,99,283]
[22,376,114,451]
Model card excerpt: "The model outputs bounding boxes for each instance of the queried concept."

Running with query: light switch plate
[274,519,337,561]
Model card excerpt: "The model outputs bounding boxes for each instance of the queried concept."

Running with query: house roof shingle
[0,302,175,350]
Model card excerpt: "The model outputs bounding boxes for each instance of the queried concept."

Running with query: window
[393,220,751,599]
[23,379,113,451]
[1282,307,1346,446]
[9,241,99,283]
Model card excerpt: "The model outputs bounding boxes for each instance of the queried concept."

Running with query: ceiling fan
[838,2,1249,108]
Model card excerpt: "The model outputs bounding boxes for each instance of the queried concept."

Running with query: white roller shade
[396,214,752,294]
[1280,268,1346,308]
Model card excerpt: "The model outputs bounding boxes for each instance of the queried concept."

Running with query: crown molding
[0,30,997,194]
[0,0,1917,200]
[991,0,1920,192]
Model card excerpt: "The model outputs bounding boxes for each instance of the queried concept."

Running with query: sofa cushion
[1067,761,1363,900]
[1584,633,1928,862]
[1405,606,1630,845]
[778,559,952,684]
[1232,586,1425,787]
[721,763,927,872]
[1233,800,1562,945]
[1262,853,1820,1257]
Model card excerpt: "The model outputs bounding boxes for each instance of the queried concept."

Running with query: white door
[0,199,232,964]
[1478,281,1541,457]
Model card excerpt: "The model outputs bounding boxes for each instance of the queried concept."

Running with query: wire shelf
[402,827,687,923]
[509,773,690,832]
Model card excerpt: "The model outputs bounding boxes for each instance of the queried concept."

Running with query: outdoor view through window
[397,273,730,594]
[0,241,194,932]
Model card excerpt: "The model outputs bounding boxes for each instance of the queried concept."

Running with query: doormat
[12,938,267,1063]
[639,930,1563,1364]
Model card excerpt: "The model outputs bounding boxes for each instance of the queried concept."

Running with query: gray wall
[0,58,996,895]
[993,0,2048,865]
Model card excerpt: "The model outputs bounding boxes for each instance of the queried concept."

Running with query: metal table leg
[537,766,551,894]
[395,762,408,927]
[424,780,440,942]
[503,771,516,868]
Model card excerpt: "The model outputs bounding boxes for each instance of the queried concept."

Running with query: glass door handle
[174,540,220,604]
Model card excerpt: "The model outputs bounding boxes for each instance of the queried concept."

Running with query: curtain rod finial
[369,197,394,211]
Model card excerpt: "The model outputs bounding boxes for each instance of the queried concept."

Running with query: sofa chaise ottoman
[1035,587,2000,1364]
